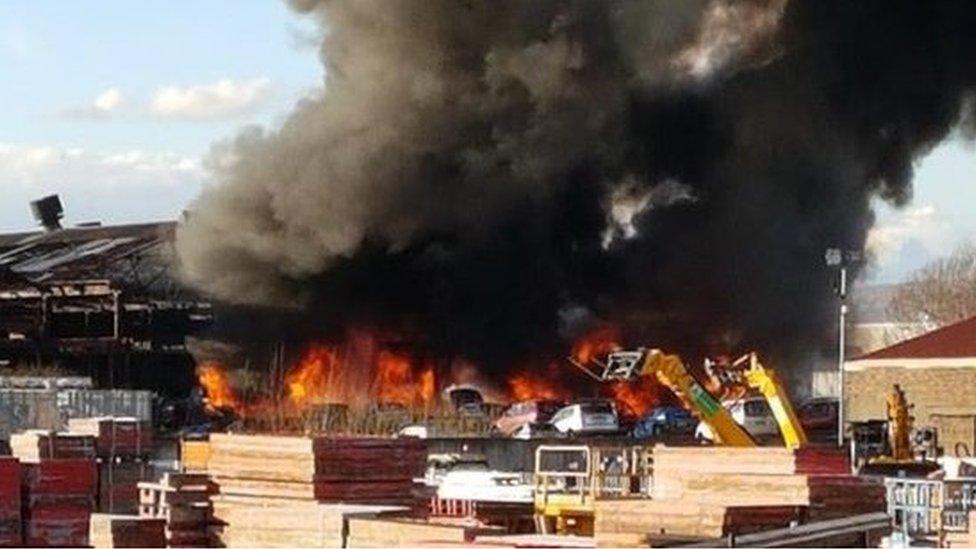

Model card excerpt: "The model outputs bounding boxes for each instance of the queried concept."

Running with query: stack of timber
[89,513,167,548]
[68,417,154,514]
[21,458,97,547]
[10,430,96,461]
[207,433,427,508]
[67,417,153,457]
[138,473,220,548]
[592,499,801,548]
[650,446,885,519]
[180,440,211,473]
[594,446,885,548]
[345,516,505,548]
[211,497,407,548]
[0,458,21,548]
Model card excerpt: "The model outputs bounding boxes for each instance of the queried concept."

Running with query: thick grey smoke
[177,0,976,370]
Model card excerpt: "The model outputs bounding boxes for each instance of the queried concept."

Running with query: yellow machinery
[532,444,651,536]
[703,352,809,449]
[573,348,758,446]
[535,347,814,535]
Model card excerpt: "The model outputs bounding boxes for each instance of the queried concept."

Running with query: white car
[695,396,779,442]
[549,400,620,434]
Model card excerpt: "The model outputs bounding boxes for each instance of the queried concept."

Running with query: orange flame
[286,344,343,407]
[374,350,437,407]
[571,325,621,364]
[607,376,665,417]
[507,368,570,402]
[196,361,240,411]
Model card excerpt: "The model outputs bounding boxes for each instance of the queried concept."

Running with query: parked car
[631,406,697,440]
[495,399,565,436]
[798,397,839,432]
[511,422,565,440]
[695,396,778,442]
[549,399,620,435]
[443,384,486,416]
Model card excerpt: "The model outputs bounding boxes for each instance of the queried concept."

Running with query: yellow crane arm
[740,353,808,449]
[640,350,756,447]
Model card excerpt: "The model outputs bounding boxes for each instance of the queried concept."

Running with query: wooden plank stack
[138,473,221,548]
[593,446,885,548]
[592,499,800,547]
[345,517,505,548]
[89,514,167,548]
[67,417,153,457]
[211,497,407,548]
[207,433,427,508]
[21,459,97,548]
[10,430,97,461]
[180,440,211,473]
[67,417,154,515]
[650,446,885,520]
[0,458,21,548]
[203,433,427,547]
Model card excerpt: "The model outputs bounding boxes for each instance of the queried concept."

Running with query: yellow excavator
[534,348,810,535]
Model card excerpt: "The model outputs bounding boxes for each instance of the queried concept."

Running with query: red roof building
[844,316,976,442]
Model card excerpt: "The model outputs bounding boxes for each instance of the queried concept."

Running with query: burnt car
[494,399,565,436]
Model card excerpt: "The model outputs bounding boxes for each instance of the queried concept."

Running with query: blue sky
[0,1,973,283]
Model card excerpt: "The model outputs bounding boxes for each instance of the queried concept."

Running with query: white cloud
[151,77,271,120]
[0,143,206,230]
[61,87,124,119]
[866,202,953,282]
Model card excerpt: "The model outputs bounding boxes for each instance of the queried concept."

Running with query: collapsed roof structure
[0,204,212,394]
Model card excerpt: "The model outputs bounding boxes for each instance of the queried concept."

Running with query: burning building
[173,0,976,396]
[0,196,212,395]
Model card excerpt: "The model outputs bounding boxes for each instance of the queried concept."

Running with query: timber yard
[6,1,976,548]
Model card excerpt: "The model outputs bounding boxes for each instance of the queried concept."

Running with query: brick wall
[845,366,976,425]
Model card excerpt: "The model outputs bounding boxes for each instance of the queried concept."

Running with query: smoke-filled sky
[171,0,976,369]
[3,1,976,369]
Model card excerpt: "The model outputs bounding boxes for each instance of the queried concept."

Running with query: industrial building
[0,197,211,395]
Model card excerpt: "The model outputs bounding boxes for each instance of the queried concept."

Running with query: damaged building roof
[0,221,178,295]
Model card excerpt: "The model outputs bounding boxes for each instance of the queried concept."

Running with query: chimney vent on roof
[30,195,64,231]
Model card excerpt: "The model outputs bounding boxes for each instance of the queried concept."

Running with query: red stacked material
[10,431,97,461]
[67,417,153,457]
[313,437,428,507]
[67,418,154,515]
[0,458,22,548]
[89,514,167,548]
[21,459,96,548]
[138,473,222,548]
[98,461,150,515]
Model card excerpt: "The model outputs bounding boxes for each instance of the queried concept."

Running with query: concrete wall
[844,365,976,426]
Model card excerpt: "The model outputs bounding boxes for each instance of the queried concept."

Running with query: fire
[571,325,621,364]
[196,361,240,411]
[286,344,343,407]
[507,367,570,401]
[607,376,666,417]
[374,350,437,407]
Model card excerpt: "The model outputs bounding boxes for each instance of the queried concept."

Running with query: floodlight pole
[837,265,847,448]
[825,248,853,448]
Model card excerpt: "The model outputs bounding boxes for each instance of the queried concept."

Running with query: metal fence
[0,388,154,439]
[885,477,976,539]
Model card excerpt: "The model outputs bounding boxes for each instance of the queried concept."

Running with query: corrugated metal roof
[0,222,176,288]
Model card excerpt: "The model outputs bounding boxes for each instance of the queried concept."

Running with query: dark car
[495,399,565,436]
[630,406,697,439]
[798,397,839,432]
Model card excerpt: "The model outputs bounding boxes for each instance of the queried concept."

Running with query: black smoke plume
[177,0,976,375]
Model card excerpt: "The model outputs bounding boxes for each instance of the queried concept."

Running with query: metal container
[0,376,93,390]
[56,389,153,423]
[0,389,60,439]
